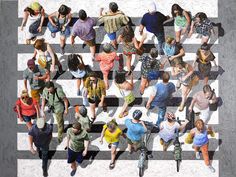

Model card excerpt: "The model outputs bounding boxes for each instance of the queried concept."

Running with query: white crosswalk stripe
[17,160,219,177]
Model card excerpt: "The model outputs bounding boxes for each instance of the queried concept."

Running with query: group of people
[16,1,220,176]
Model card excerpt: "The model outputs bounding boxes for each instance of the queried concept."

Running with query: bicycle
[138,121,159,177]
[173,117,184,172]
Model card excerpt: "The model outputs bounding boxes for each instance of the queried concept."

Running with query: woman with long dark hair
[171,4,191,42]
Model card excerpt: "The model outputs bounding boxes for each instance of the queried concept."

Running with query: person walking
[74,105,91,132]
[185,119,216,173]
[125,110,147,153]
[41,81,69,143]
[71,9,96,60]
[23,58,48,102]
[100,119,125,169]
[47,4,72,54]
[66,122,90,176]
[98,2,129,50]
[28,117,53,177]
[20,1,45,44]
[146,72,175,126]
[139,1,170,55]
[15,90,40,130]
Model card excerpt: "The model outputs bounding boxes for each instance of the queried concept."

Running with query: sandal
[178,103,185,112]
[109,162,115,170]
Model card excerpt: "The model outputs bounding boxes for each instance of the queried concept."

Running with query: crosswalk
[17,0,221,176]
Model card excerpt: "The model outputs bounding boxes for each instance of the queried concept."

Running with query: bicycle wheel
[139,167,144,177]
[176,160,180,172]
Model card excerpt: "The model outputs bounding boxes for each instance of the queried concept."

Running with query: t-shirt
[16,98,38,116]
[125,119,146,141]
[96,52,117,72]
[42,87,66,114]
[193,91,209,110]
[196,49,215,64]
[76,115,91,132]
[72,17,96,41]
[67,128,89,152]
[151,82,175,107]
[84,78,106,99]
[159,121,180,142]
[28,123,53,148]
[23,65,46,90]
[141,12,167,34]
[103,124,122,143]
[162,43,183,57]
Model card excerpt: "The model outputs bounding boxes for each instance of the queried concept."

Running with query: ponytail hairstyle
[121,25,134,43]
[67,54,85,71]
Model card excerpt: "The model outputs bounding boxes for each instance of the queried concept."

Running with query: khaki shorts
[126,137,142,148]
[31,87,44,102]
[85,38,96,47]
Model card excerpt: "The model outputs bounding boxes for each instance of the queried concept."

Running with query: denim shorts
[67,148,83,164]
[22,114,36,122]
[107,32,116,40]
[111,142,119,148]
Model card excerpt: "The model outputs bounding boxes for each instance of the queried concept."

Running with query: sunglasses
[21,96,29,99]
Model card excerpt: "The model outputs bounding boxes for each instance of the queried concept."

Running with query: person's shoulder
[125,118,131,124]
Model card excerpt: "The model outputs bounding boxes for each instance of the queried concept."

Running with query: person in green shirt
[74,105,91,132]
[66,122,90,176]
[41,81,69,143]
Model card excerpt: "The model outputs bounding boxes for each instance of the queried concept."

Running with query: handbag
[208,89,218,111]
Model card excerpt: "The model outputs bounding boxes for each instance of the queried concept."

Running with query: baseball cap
[27,59,35,67]
[36,117,45,129]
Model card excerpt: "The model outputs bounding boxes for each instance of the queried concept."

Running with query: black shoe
[82,43,87,49]
[70,169,77,176]
[43,170,48,177]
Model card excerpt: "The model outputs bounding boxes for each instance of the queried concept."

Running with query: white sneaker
[208,165,216,173]
[195,152,200,159]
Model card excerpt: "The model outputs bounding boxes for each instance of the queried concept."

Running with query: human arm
[47,44,56,72]
[28,135,36,154]
[169,46,185,61]
[38,8,45,32]
[146,87,156,109]
[20,11,29,30]
[188,96,197,112]
[139,24,145,35]
[48,11,58,27]
[99,126,106,144]
[34,100,40,118]
[82,140,90,156]
[181,64,194,81]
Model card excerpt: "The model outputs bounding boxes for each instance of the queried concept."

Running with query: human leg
[53,112,64,143]
[155,32,165,55]
[156,107,166,126]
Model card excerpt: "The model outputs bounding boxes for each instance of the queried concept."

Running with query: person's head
[115,71,126,84]
[107,119,118,132]
[195,12,207,23]
[58,4,71,16]
[166,112,176,122]
[27,1,42,15]
[200,42,210,53]
[33,38,45,50]
[165,36,176,45]
[121,25,134,43]
[45,81,55,93]
[203,84,213,99]
[72,122,82,134]
[78,9,87,20]
[175,59,186,69]
[150,48,158,58]
[75,105,88,118]
[27,58,36,71]
[103,43,112,53]
[109,2,118,13]
[195,119,205,132]
[147,2,156,14]
[162,72,170,83]
[88,72,98,83]
[68,54,83,71]
[171,4,183,17]
[36,117,45,130]
[20,90,30,102]
[133,110,142,120]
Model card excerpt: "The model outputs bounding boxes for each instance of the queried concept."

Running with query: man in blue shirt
[125,110,147,153]
[146,72,175,126]
[139,2,170,55]
[28,118,53,177]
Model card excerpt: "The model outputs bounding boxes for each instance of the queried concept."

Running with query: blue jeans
[156,106,166,126]
[47,22,70,37]
[154,32,165,55]
[37,146,49,172]
[149,105,166,126]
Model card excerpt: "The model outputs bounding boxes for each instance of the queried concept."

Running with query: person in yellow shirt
[100,119,125,169]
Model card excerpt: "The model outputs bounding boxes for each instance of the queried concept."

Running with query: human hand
[188,107,193,113]
[37,26,42,33]
[64,109,68,115]
[98,102,103,107]
[20,26,24,31]
[50,65,55,73]
[30,147,37,155]
[82,150,87,156]
[99,139,103,145]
